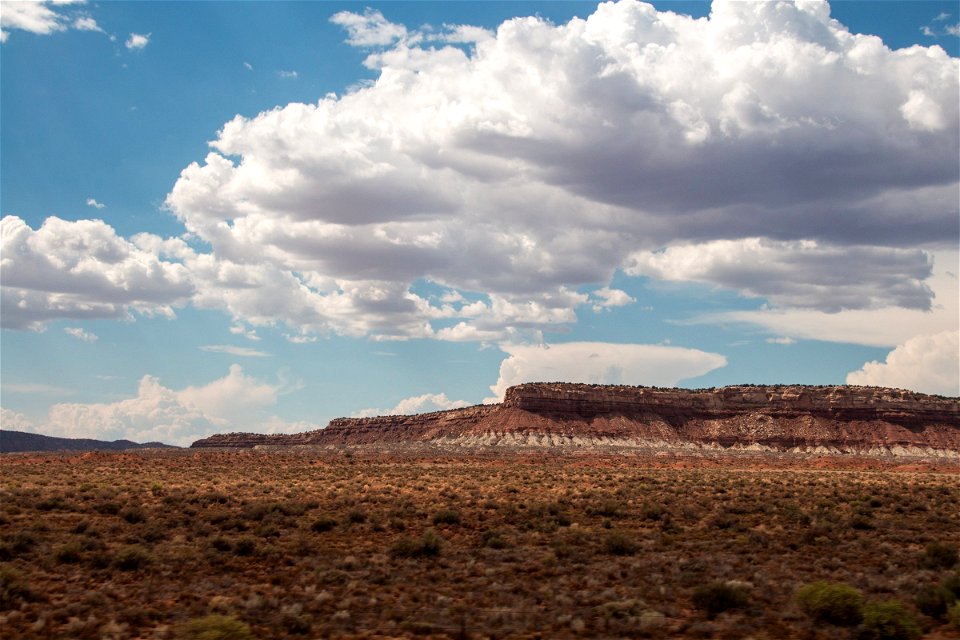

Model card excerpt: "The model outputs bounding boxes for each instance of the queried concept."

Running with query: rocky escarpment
[191,383,960,455]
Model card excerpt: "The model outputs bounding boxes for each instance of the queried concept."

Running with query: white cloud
[37,365,307,446]
[277,69,298,79]
[354,392,471,418]
[591,287,635,312]
[2,383,74,395]
[847,330,959,396]
[1,0,71,39]
[691,250,959,348]
[765,336,795,345]
[72,15,102,33]
[486,341,727,402]
[626,238,934,311]
[158,1,956,342]
[229,323,260,341]
[243,61,253,70]
[0,407,37,432]
[64,327,98,342]
[1,216,194,330]
[125,32,149,49]
[330,8,407,47]
[85,197,106,209]
[199,344,269,357]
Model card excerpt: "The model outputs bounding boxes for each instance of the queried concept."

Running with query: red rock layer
[190,383,960,453]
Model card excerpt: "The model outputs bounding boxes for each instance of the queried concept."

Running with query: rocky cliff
[190,383,960,455]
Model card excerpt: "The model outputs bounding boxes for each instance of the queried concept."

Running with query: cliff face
[190,383,960,454]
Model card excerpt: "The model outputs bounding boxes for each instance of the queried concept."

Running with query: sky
[1,0,958,447]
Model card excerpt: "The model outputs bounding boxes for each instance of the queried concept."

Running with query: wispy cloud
[765,336,796,346]
[86,198,106,209]
[65,327,98,343]
[199,345,269,357]
[277,69,298,79]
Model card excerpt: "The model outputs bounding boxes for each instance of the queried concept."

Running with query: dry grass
[0,449,958,639]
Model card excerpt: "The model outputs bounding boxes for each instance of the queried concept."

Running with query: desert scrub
[914,584,955,620]
[432,508,461,526]
[310,516,337,533]
[857,600,921,640]
[390,529,443,558]
[796,581,864,626]
[692,581,749,619]
[922,542,959,569]
[113,544,153,571]
[0,566,33,609]
[176,614,255,640]
[602,531,638,556]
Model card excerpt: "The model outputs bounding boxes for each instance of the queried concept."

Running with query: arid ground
[1,449,958,639]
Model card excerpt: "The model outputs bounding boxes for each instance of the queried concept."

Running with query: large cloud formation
[2,365,308,446]
[846,330,959,397]
[3,0,958,343]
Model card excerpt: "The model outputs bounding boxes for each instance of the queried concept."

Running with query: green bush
[923,542,959,569]
[796,581,864,626]
[857,600,921,640]
[947,602,960,630]
[176,614,255,640]
[691,581,749,618]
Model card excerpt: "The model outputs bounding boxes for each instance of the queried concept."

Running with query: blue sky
[1,0,958,446]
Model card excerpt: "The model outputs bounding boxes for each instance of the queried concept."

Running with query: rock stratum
[191,383,960,456]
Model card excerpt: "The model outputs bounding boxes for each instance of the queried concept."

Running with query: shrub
[857,600,921,640]
[947,602,960,630]
[942,572,960,598]
[481,529,509,549]
[602,531,638,556]
[176,614,255,640]
[346,509,367,524]
[796,581,864,626]
[432,509,461,526]
[54,542,84,564]
[233,536,257,557]
[113,545,153,571]
[310,517,337,533]
[0,566,33,609]
[391,529,442,558]
[915,585,953,620]
[121,506,147,524]
[922,542,959,569]
[691,582,749,618]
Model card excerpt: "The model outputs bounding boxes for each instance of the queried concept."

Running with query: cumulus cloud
[591,287,635,312]
[1,407,35,432]
[35,365,308,446]
[156,0,957,341]
[486,341,727,402]
[846,331,959,396]
[0,216,194,330]
[354,392,471,418]
[330,8,408,47]
[199,344,269,357]
[64,327,98,342]
[125,32,149,50]
[626,238,934,311]
[5,2,958,344]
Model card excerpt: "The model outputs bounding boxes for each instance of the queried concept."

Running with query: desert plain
[1,447,959,639]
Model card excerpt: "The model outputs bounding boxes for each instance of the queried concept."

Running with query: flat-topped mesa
[190,383,960,452]
[502,383,960,425]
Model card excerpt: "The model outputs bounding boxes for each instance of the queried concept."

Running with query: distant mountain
[0,430,176,453]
